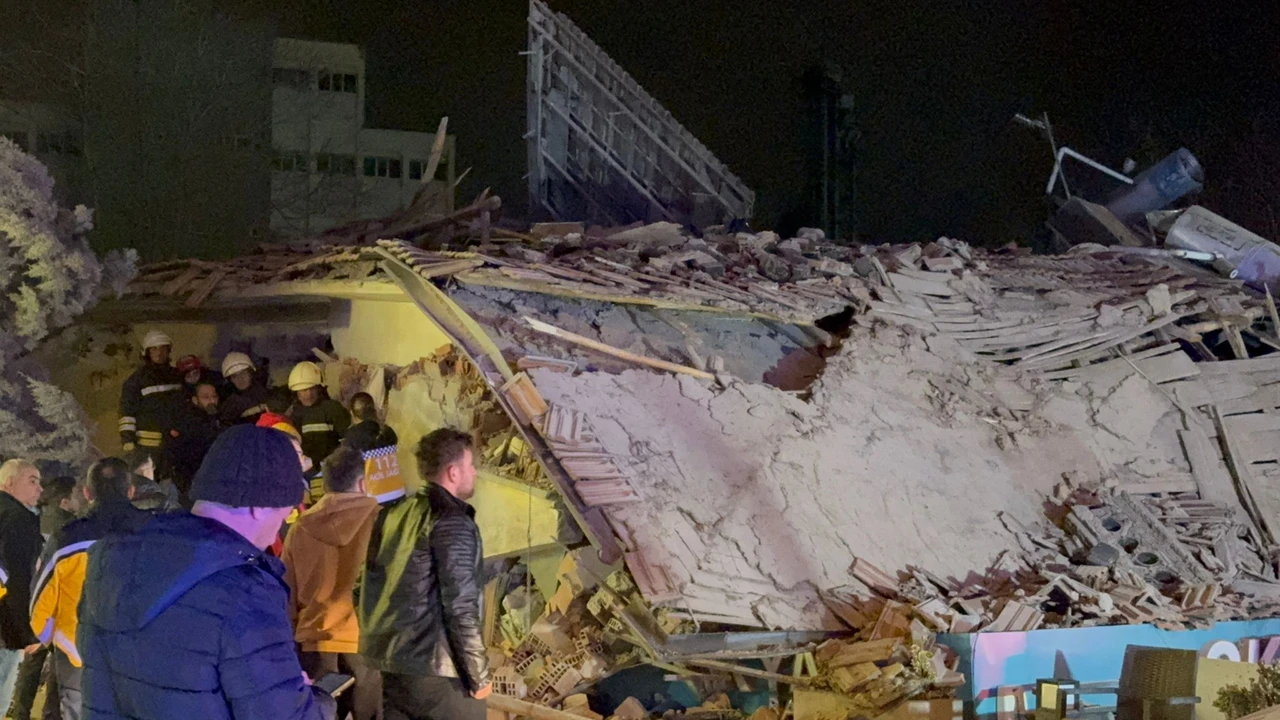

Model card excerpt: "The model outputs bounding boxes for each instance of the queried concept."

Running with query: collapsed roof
[116,199,1280,634]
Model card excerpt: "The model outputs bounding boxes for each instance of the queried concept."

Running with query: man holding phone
[359,429,491,720]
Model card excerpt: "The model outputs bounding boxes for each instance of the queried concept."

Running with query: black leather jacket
[359,484,489,690]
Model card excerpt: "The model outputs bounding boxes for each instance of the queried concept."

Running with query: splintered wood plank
[524,316,715,380]
[161,265,203,295]
[184,269,227,307]
[499,372,548,425]
[575,478,641,506]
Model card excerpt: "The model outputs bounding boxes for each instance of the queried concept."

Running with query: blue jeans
[0,647,25,717]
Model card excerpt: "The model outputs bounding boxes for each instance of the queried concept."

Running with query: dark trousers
[9,645,60,720]
[51,651,81,720]
[299,650,382,720]
[382,674,483,720]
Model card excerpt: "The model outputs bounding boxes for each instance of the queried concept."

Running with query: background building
[0,37,455,252]
[270,38,456,236]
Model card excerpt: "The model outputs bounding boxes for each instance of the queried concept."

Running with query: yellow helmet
[288,361,324,391]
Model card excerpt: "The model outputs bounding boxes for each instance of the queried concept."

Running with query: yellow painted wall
[329,299,452,365]
[384,371,560,557]
[51,298,559,559]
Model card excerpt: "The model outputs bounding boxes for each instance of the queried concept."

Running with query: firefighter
[119,331,185,453]
[219,352,270,427]
[286,361,350,501]
[175,355,222,396]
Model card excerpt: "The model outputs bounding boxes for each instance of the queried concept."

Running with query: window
[36,130,80,156]
[319,71,357,94]
[0,130,27,152]
[272,152,308,172]
[363,156,402,178]
[316,153,356,175]
[408,159,446,181]
[272,68,310,89]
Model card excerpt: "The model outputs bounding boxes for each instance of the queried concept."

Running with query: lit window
[409,159,423,180]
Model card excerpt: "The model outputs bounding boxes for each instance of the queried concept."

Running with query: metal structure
[526,0,755,227]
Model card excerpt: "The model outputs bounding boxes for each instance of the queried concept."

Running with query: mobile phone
[315,673,355,697]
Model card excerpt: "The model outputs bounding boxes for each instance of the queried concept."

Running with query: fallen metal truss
[525,0,755,228]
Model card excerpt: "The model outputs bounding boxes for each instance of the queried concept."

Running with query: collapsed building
[30,3,1280,720]
[44,191,1280,718]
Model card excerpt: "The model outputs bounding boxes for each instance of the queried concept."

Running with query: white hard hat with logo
[142,330,172,351]
[288,361,324,391]
[221,352,255,378]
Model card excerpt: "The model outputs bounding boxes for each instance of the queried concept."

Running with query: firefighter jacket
[29,497,151,666]
[119,362,186,449]
[288,398,350,499]
[219,383,271,427]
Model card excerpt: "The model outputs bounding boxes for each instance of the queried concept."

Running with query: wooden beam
[524,316,715,380]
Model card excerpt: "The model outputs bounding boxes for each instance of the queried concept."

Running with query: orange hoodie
[281,492,380,653]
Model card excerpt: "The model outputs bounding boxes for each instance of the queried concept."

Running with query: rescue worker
[343,392,398,453]
[344,392,405,505]
[30,457,150,720]
[218,351,270,427]
[175,355,222,396]
[287,361,350,501]
[167,381,223,501]
[118,330,185,454]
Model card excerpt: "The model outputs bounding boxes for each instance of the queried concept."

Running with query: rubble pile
[827,475,1280,638]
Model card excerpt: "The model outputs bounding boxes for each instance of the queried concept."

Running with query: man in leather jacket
[358,429,491,720]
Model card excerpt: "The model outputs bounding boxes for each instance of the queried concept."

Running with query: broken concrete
[528,323,1193,629]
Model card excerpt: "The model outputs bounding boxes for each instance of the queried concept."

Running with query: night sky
[203,1,1280,244]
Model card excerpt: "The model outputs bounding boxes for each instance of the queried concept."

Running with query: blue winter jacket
[77,512,333,720]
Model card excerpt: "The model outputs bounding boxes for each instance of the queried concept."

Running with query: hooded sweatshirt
[281,493,379,653]
[78,512,332,720]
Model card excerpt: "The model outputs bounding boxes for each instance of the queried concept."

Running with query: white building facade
[270,38,455,235]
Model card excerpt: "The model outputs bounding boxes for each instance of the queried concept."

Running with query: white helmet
[142,330,172,350]
[221,352,255,378]
[288,361,324,391]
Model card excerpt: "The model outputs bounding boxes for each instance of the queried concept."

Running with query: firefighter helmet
[141,330,172,350]
[221,352,255,378]
[288,361,324,391]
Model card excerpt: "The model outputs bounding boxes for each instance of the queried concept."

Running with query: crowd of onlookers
[0,330,492,719]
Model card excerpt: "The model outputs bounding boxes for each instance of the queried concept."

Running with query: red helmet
[175,355,203,374]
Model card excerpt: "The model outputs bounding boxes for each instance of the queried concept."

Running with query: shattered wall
[451,285,825,388]
[528,324,1192,630]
